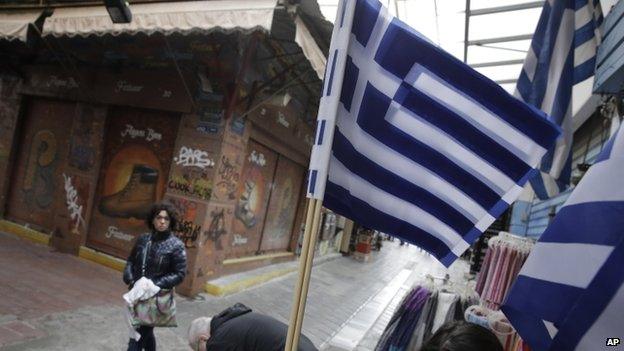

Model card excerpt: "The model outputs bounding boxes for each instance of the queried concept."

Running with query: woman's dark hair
[420,321,503,351]
[146,202,179,232]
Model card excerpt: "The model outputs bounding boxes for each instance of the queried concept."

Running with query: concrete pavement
[0,232,468,350]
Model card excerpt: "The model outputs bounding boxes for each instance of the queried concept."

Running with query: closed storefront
[86,107,180,258]
[227,140,278,258]
[225,139,306,258]
[259,155,304,252]
[5,98,74,233]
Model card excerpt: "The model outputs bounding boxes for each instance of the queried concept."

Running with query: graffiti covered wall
[0,74,23,215]
[86,107,180,258]
[4,99,75,232]
[51,104,106,253]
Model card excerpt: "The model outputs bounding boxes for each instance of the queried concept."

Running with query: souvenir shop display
[375,275,478,351]
[464,305,530,351]
[469,229,496,275]
[464,232,535,351]
[470,210,511,274]
[475,232,533,310]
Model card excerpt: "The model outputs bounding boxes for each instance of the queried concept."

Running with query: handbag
[129,235,178,327]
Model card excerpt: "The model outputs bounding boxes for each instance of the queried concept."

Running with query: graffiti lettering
[174,146,215,169]
[121,124,144,139]
[146,128,162,141]
[121,124,162,141]
[115,80,144,93]
[167,179,212,200]
[176,220,202,248]
[196,125,219,134]
[277,112,290,128]
[63,174,85,233]
[232,234,248,246]
[169,196,198,216]
[205,208,227,249]
[105,226,134,242]
[216,156,239,200]
[46,75,79,89]
[248,150,266,167]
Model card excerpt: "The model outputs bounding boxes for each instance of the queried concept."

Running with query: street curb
[204,266,298,296]
[78,246,126,272]
[0,220,49,246]
[204,252,342,297]
[222,251,294,265]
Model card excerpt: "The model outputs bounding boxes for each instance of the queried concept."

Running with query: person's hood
[210,303,252,333]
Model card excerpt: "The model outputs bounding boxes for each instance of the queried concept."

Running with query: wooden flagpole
[291,198,323,349]
[285,197,322,350]
[284,2,355,348]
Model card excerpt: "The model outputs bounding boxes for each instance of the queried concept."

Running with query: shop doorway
[5,98,75,233]
[227,140,305,258]
[259,155,304,252]
[86,106,179,258]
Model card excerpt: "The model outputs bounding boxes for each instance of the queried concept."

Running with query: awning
[295,16,326,80]
[0,10,44,42]
[42,0,277,37]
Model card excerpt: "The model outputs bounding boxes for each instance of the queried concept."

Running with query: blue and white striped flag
[517,0,603,199]
[306,0,561,266]
[502,125,624,350]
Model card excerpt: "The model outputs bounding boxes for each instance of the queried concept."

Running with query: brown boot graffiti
[99,164,158,219]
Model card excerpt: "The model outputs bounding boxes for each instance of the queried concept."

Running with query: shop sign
[22,66,193,113]
[95,69,193,112]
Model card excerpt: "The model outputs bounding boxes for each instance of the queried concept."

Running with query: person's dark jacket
[123,231,187,289]
[205,303,318,351]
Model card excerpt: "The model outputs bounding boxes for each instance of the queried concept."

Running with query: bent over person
[188,303,318,351]
[123,202,187,351]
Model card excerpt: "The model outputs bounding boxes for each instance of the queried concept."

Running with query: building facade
[0,0,344,295]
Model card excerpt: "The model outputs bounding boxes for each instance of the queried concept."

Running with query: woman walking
[123,202,187,351]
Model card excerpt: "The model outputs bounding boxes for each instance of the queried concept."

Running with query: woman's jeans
[127,326,156,351]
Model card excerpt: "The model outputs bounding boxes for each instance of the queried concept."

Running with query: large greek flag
[306,0,561,266]
[518,0,603,199]
[502,125,624,350]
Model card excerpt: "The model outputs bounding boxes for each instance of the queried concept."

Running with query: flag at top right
[518,0,603,199]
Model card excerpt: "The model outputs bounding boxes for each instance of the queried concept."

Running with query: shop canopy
[295,16,325,80]
[41,0,278,37]
[0,10,44,42]
[39,0,327,79]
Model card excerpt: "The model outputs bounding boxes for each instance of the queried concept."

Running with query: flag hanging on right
[517,0,603,199]
[502,125,624,350]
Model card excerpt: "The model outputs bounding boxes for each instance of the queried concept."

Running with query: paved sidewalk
[0,231,463,350]
[323,248,470,351]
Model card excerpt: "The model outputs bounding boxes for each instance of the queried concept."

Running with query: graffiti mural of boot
[235,180,257,228]
[99,164,158,219]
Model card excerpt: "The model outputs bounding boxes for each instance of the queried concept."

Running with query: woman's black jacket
[123,231,187,289]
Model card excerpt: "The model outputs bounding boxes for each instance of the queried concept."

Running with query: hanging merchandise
[464,306,530,351]
[469,229,497,275]
[375,276,479,351]
[475,232,533,310]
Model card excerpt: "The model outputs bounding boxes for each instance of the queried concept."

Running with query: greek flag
[502,125,624,350]
[518,0,603,199]
[306,0,561,266]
